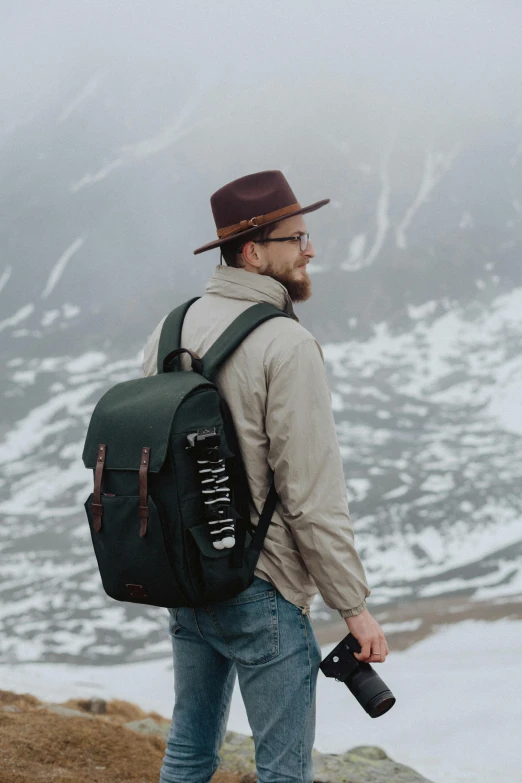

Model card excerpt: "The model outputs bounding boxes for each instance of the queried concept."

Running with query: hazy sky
[2,0,522,132]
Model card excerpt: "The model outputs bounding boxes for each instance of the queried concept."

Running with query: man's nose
[304,240,315,259]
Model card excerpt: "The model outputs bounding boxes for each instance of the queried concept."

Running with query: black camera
[320,633,395,718]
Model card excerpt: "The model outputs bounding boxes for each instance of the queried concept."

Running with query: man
[143,170,388,783]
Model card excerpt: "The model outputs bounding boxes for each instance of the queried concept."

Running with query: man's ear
[241,240,262,269]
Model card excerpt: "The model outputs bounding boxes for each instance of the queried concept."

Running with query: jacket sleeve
[142,317,166,378]
[265,337,370,617]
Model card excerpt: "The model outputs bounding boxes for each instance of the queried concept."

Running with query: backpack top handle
[157,297,200,374]
[163,348,202,375]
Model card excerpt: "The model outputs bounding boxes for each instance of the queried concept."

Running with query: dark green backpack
[82,298,289,608]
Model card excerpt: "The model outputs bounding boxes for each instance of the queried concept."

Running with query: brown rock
[80,697,107,714]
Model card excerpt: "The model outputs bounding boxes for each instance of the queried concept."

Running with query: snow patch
[396,145,459,249]
[407,300,437,320]
[0,384,101,465]
[0,265,12,294]
[42,237,85,299]
[41,310,60,327]
[459,211,475,229]
[341,233,366,271]
[0,304,34,333]
[65,353,107,373]
[70,92,204,192]
[57,75,100,126]
[63,304,80,319]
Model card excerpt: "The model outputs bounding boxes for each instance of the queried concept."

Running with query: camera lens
[344,666,396,719]
[366,691,395,718]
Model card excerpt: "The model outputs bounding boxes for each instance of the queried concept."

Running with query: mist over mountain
[1,68,521,346]
[1,1,521,664]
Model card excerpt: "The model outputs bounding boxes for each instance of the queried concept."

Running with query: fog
[2,0,521,344]
[3,0,522,136]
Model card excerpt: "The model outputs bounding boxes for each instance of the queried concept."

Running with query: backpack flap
[82,369,223,609]
[82,372,213,472]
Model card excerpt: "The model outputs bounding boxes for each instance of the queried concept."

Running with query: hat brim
[193,198,330,255]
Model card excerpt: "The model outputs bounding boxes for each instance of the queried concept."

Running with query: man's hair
[220,223,278,267]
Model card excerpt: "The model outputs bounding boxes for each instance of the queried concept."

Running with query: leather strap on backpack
[92,443,106,532]
[139,447,151,537]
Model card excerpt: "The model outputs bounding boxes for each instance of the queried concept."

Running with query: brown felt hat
[193,170,330,255]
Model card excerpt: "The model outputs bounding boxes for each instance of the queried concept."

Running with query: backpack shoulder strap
[157,297,200,374]
[201,303,290,380]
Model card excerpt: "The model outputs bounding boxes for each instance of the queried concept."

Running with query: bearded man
[142,170,388,783]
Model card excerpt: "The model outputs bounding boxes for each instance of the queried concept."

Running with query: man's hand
[345,609,389,663]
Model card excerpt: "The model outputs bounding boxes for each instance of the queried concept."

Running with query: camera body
[320,633,395,718]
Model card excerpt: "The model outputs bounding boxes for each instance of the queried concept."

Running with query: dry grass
[0,690,240,783]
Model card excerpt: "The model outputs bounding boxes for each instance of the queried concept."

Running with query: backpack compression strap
[249,480,279,554]
[157,297,200,374]
[200,303,290,381]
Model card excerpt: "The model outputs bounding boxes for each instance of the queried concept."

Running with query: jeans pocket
[168,607,181,636]
[207,589,279,665]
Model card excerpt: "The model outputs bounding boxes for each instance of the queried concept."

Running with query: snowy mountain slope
[1,72,522,662]
[323,287,522,605]
[1,285,520,663]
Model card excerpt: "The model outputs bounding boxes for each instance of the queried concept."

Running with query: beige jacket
[142,265,370,618]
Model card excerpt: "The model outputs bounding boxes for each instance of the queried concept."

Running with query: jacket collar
[205,265,298,320]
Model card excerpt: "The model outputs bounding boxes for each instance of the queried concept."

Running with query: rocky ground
[0,690,432,783]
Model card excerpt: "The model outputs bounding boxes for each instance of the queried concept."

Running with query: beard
[263,264,312,303]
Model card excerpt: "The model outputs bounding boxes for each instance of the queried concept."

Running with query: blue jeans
[159,576,322,783]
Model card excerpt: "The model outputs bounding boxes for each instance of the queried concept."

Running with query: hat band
[216,202,302,240]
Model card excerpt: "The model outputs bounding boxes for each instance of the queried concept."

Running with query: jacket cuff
[338,600,367,619]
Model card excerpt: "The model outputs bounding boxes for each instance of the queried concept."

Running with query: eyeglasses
[256,233,310,252]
